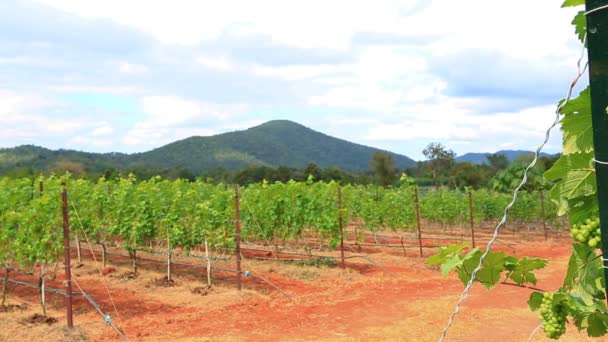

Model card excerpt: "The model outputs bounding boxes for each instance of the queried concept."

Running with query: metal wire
[68,198,126,336]
[527,323,543,342]
[593,158,608,165]
[586,4,608,16]
[6,278,126,338]
[438,34,589,342]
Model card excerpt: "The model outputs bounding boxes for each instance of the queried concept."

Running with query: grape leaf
[545,152,596,202]
[562,0,585,7]
[457,250,505,289]
[587,313,608,337]
[572,11,587,43]
[508,257,548,286]
[425,243,468,266]
[561,87,593,154]
[568,195,599,225]
[528,292,544,311]
[563,244,604,305]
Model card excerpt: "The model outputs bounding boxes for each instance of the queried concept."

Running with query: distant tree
[448,162,484,189]
[320,166,354,185]
[422,143,456,188]
[303,163,321,181]
[369,151,398,187]
[103,167,120,181]
[3,166,35,178]
[53,160,87,178]
[276,166,293,182]
[486,153,509,171]
[490,161,549,192]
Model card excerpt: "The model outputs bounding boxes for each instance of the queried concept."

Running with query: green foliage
[0,121,415,177]
[562,0,586,8]
[369,151,398,186]
[426,243,548,289]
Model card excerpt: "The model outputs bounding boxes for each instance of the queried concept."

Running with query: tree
[369,151,397,187]
[486,153,509,171]
[422,143,456,188]
[303,163,321,181]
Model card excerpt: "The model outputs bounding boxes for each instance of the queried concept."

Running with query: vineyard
[2,0,608,341]
[0,173,570,341]
[0,174,564,284]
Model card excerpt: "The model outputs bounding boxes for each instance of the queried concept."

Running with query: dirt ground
[0,228,594,342]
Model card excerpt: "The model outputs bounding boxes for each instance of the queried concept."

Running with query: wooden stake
[414,187,423,258]
[61,184,73,328]
[234,184,242,291]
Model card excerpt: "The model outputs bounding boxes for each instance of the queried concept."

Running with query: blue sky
[0,0,585,160]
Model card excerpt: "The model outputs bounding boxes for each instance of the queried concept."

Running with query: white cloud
[252,64,346,81]
[0,90,99,144]
[91,123,114,136]
[34,0,420,49]
[124,95,247,146]
[118,62,149,74]
[196,56,235,72]
[48,85,143,94]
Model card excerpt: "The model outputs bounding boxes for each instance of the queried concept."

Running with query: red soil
[0,235,591,341]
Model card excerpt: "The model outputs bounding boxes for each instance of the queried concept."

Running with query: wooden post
[586,0,608,304]
[338,186,345,268]
[414,187,423,258]
[234,184,242,291]
[101,243,107,268]
[205,239,212,287]
[468,190,476,248]
[75,232,81,264]
[61,183,74,329]
[540,191,548,240]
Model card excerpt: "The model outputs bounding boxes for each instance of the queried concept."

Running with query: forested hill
[456,150,553,164]
[0,120,416,175]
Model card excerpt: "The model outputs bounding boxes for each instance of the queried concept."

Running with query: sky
[0,0,587,160]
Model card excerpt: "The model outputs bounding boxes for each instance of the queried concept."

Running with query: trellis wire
[438,34,589,342]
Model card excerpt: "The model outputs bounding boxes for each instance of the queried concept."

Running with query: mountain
[0,120,416,175]
[456,150,553,165]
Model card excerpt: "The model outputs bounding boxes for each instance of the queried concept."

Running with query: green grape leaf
[587,313,608,337]
[528,291,544,311]
[561,87,593,154]
[457,250,505,289]
[441,255,466,276]
[507,257,548,286]
[425,243,468,266]
[568,195,599,225]
[545,152,596,202]
[572,11,587,43]
[562,0,585,7]
[563,244,604,304]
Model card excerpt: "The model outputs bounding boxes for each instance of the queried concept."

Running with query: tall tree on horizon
[422,142,456,188]
[369,151,397,187]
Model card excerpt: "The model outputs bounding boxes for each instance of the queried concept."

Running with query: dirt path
[0,237,594,341]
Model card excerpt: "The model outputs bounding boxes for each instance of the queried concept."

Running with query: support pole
[205,239,212,287]
[586,0,608,305]
[61,183,74,329]
[468,190,476,248]
[414,187,423,257]
[338,186,345,268]
[540,191,548,241]
[234,184,242,291]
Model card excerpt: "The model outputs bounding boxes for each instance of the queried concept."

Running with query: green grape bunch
[540,292,567,339]
[570,217,602,248]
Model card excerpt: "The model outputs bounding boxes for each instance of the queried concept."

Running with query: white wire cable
[593,158,608,165]
[438,34,589,342]
[527,323,543,342]
[586,4,608,16]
